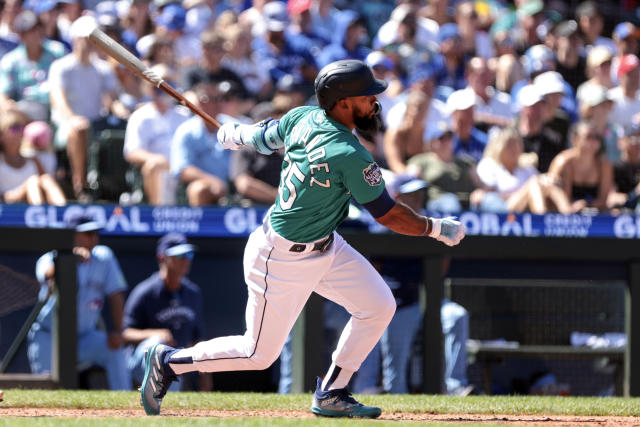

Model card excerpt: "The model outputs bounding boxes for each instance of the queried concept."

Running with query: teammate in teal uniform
[140,60,466,418]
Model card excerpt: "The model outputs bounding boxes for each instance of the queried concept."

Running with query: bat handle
[158,81,222,130]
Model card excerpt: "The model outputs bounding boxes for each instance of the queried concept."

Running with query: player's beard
[353,102,382,133]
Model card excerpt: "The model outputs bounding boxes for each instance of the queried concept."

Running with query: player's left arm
[217,118,284,155]
[364,191,466,247]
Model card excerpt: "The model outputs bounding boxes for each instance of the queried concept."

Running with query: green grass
[1,389,640,416]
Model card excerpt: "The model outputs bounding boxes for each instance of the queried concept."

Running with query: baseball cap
[578,84,612,107]
[576,1,599,18]
[613,22,640,41]
[553,20,578,38]
[426,120,453,141]
[618,54,640,77]
[533,71,565,96]
[365,51,394,71]
[287,0,311,14]
[522,44,555,77]
[264,1,289,32]
[157,233,196,257]
[517,84,544,109]
[446,88,476,113]
[587,45,613,69]
[32,0,57,15]
[438,23,460,43]
[68,214,103,233]
[517,0,544,18]
[155,3,186,31]
[13,10,38,33]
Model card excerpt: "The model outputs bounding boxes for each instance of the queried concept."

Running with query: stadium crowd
[0,0,639,215]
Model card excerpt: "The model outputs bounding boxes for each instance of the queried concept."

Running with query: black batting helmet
[314,60,388,111]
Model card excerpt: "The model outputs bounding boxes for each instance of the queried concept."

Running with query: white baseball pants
[169,220,396,376]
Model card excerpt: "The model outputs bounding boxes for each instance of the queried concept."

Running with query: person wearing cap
[171,77,239,206]
[445,88,488,163]
[577,46,614,103]
[287,0,330,58]
[575,1,616,54]
[611,22,640,83]
[436,23,468,92]
[384,62,448,173]
[0,109,66,206]
[154,3,201,67]
[0,9,66,119]
[373,3,439,52]
[609,54,640,130]
[47,15,119,202]
[32,0,71,51]
[315,10,370,69]
[123,233,209,391]
[552,20,587,92]
[365,51,402,114]
[547,120,614,213]
[454,1,494,60]
[124,64,190,205]
[579,84,621,161]
[515,83,562,173]
[512,0,544,53]
[533,71,571,153]
[609,123,640,211]
[465,56,513,132]
[406,120,485,212]
[27,214,130,390]
[252,1,318,92]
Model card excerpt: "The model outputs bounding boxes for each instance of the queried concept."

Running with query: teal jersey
[269,106,386,242]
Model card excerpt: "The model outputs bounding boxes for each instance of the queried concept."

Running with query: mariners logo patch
[362,163,382,186]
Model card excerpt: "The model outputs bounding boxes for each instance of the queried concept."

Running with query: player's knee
[379,295,396,323]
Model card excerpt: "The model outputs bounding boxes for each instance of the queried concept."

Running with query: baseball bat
[76,17,221,130]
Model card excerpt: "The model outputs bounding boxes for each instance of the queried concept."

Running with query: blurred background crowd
[1,0,640,214]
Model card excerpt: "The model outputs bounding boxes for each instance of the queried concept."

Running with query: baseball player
[140,59,466,418]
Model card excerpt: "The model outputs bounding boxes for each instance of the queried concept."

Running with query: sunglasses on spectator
[171,252,194,260]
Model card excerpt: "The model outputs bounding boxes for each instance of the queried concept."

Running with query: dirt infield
[1,408,639,425]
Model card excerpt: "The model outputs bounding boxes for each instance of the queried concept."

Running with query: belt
[262,219,334,253]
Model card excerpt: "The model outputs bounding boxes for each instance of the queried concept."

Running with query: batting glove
[217,122,246,150]
[429,217,466,247]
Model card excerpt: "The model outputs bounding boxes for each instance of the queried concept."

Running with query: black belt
[262,219,334,253]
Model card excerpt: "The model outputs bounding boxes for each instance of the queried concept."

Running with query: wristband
[422,217,432,236]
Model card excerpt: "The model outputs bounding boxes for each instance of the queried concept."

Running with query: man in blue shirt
[27,214,130,390]
[170,79,235,206]
[123,233,209,391]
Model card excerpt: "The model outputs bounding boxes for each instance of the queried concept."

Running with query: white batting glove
[429,217,466,247]
[217,122,245,150]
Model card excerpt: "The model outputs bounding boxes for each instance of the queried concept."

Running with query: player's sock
[163,349,183,376]
[322,364,354,391]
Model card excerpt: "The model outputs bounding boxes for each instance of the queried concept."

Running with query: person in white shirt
[609,54,640,131]
[465,57,513,131]
[48,16,118,200]
[576,46,614,103]
[123,64,190,205]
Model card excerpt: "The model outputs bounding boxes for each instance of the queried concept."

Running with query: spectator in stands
[436,24,467,92]
[0,110,65,205]
[407,121,484,212]
[309,0,342,44]
[221,24,272,99]
[446,88,488,163]
[0,9,66,121]
[465,56,513,132]
[315,11,370,69]
[27,214,130,390]
[121,0,153,52]
[181,30,245,95]
[365,51,403,114]
[609,55,640,131]
[511,0,544,54]
[578,85,620,162]
[609,123,640,212]
[123,233,210,391]
[576,46,614,103]
[56,0,82,46]
[575,1,615,53]
[611,22,639,83]
[475,127,563,214]
[171,79,233,206]
[154,3,201,67]
[21,120,56,176]
[373,3,438,53]
[252,1,318,95]
[454,1,494,60]
[48,16,119,201]
[515,84,562,173]
[547,120,614,213]
[552,20,587,92]
[533,71,571,155]
[383,63,448,174]
[287,0,330,58]
[494,54,525,94]
[124,64,189,205]
[33,0,71,51]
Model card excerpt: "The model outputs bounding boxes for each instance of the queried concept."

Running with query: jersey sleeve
[337,146,386,204]
[277,106,316,136]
